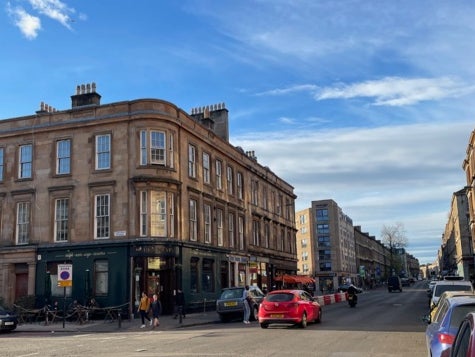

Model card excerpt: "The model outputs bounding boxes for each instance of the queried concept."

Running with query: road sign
[58,264,73,287]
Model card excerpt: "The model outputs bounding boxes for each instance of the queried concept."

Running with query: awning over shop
[274,274,315,285]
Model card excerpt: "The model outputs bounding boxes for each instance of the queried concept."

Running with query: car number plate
[4,321,14,325]
[224,302,238,307]
[271,314,284,318]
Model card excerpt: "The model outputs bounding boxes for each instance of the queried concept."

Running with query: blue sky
[2,1,475,265]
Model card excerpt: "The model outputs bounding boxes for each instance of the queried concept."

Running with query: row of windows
[10,190,294,254]
[187,144,293,220]
[13,194,111,244]
[0,130,175,182]
[189,198,295,254]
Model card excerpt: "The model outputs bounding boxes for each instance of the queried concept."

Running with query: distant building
[438,188,473,279]
[0,83,297,311]
[296,199,356,293]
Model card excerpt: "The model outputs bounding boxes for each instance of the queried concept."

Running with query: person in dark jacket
[174,289,186,319]
[150,293,162,329]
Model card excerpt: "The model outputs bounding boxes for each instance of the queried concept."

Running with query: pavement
[15,311,220,333]
[15,291,353,333]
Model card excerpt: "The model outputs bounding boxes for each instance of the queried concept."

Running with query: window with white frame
[203,152,210,184]
[56,139,71,175]
[216,208,223,246]
[140,130,168,166]
[151,191,167,236]
[204,204,211,243]
[216,160,222,190]
[140,191,147,236]
[168,133,174,169]
[237,172,243,199]
[16,202,30,244]
[94,194,110,239]
[54,198,69,242]
[151,131,166,164]
[0,147,4,181]
[228,213,235,248]
[238,216,244,250]
[95,134,111,170]
[19,144,32,179]
[226,166,233,195]
[140,191,175,237]
[189,199,197,241]
[188,144,196,178]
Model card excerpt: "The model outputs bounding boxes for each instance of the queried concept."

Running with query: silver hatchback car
[216,286,265,322]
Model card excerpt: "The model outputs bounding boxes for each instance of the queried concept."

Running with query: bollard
[118,311,121,328]
[179,306,183,324]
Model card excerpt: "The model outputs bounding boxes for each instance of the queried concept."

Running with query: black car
[216,286,265,322]
[388,276,402,292]
[0,305,18,332]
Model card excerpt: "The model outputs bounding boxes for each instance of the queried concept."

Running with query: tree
[381,222,408,276]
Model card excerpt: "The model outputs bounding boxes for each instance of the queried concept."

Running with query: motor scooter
[348,292,357,307]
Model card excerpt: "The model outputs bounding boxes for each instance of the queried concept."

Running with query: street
[1,282,429,357]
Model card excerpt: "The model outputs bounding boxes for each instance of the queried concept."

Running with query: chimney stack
[71,82,101,108]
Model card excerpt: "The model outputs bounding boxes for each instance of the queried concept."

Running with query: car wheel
[300,313,307,328]
[260,323,268,329]
[315,309,322,323]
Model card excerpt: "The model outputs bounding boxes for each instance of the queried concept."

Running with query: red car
[258,289,322,328]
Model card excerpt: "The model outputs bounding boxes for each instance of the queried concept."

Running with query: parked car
[440,312,475,357]
[387,276,402,292]
[337,284,362,293]
[258,289,322,329]
[430,277,474,309]
[216,286,265,322]
[425,295,475,357]
[428,291,475,323]
[0,305,18,332]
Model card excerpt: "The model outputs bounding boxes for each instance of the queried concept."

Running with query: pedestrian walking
[150,293,162,329]
[137,292,151,328]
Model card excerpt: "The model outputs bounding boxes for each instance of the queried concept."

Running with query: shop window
[190,257,199,293]
[94,260,109,296]
[47,262,72,297]
[202,258,214,293]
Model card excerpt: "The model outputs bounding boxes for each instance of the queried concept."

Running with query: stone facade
[0,84,297,312]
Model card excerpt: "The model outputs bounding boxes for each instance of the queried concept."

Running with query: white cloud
[29,0,74,29]
[232,120,474,264]
[7,4,41,39]
[315,77,475,106]
[6,0,77,38]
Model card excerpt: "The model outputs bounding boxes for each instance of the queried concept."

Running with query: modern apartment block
[0,83,297,313]
[296,199,357,293]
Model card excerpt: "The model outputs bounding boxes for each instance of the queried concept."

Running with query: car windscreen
[450,304,475,328]
[266,293,294,302]
[220,289,244,299]
[435,285,473,297]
